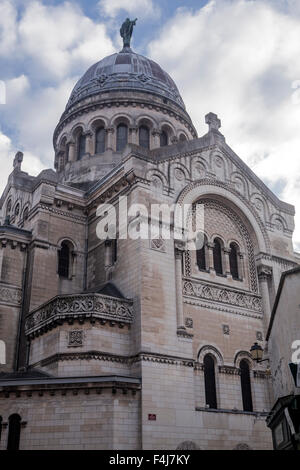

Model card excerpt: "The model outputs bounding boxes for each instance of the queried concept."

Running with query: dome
[66,48,186,112]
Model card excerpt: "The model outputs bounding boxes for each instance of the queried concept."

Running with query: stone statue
[120,18,137,49]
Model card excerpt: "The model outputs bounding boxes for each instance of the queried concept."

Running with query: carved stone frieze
[25,293,134,337]
[183,278,262,313]
[0,284,22,306]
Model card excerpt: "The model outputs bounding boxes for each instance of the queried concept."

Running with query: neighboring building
[266,267,300,450]
[0,34,299,449]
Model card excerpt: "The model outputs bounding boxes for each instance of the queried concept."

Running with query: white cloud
[98,0,160,19]
[19,1,115,80]
[0,0,17,57]
[148,0,300,250]
[0,0,116,186]
[0,131,14,191]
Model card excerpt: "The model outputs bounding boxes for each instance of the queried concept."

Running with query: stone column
[257,265,272,332]
[106,127,115,151]
[129,126,138,145]
[238,253,244,280]
[68,140,76,162]
[207,242,215,273]
[223,247,232,278]
[85,131,93,155]
[152,129,160,148]
[174,244,186,332]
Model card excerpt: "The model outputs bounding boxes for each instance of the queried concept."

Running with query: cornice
[53,95,198,147]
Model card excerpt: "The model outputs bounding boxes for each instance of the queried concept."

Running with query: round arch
[197,344,224,366]
[175,179,270,254]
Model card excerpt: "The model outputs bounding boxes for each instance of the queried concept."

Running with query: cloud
[98,0,160,19]
[0,0,17,57]
[18,1,115,81]
[0,0,116,182]
[148,0,300,250]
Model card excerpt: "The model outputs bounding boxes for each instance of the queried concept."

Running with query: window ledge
[195,407,268,417]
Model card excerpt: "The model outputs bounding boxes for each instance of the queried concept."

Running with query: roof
[266,265,300,340]
[66,48,185,112]
[0,369,52,380]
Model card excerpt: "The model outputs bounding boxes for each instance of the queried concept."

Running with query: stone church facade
[0,44,298,450]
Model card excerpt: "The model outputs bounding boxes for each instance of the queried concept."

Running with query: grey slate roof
[66,48,185,111]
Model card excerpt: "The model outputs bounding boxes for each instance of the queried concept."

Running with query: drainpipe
[14,246,29,371]
[83,217,89,291]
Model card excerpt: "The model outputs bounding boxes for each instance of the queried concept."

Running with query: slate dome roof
[66,48,186,111]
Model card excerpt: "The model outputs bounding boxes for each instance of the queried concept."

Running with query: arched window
[240,359,253,412]
[66,143,70,162]
[14,203,20,217]
[160,130,168,147]
[77,133,86,160]
[229,243,239,279]
[203,354,217,409]
[139,126,150,149]
[23,207,29,221]
[58,241,71,278]
[116,124,128,151]
[95,127,106,154]
[213,238,223,275]
[196,234,207,271]
[179,134,187,142]
[7,414,21,450]
[6,199,12,216]
[112,239,118,264]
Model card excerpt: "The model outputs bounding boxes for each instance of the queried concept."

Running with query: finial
[205,112,221,132]
[120,18,137,50]
[13,151,23,171]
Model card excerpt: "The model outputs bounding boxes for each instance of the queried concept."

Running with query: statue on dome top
[120,18,137,49]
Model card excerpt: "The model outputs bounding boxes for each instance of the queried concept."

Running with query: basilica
[0,23,298,450]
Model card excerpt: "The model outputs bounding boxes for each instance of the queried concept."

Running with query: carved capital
[106,127,115,134]
[152,128,160,137]
[257,265,272,281]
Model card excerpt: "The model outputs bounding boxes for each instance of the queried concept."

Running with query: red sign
[148,414,156,421]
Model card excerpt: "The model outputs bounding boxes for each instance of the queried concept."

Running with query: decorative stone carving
[0,284,22,306]
[183,278,262,313]
[151,176,163,191]
[150,238,166,252]
[256,331,263,341]
[174,168,185,181]
[176,441,200,450]
[185,317,193,328]
[257,265,272,281]
[233,443,252,450]
[222,324,230,335]
[25,293,134,337]
[219,365,240,375]
[68,330,84,348]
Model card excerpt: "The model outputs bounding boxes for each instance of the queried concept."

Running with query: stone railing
[183,278,262,315]
[25,293,134,337]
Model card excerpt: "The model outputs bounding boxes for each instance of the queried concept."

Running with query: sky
[0,0,300,250]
